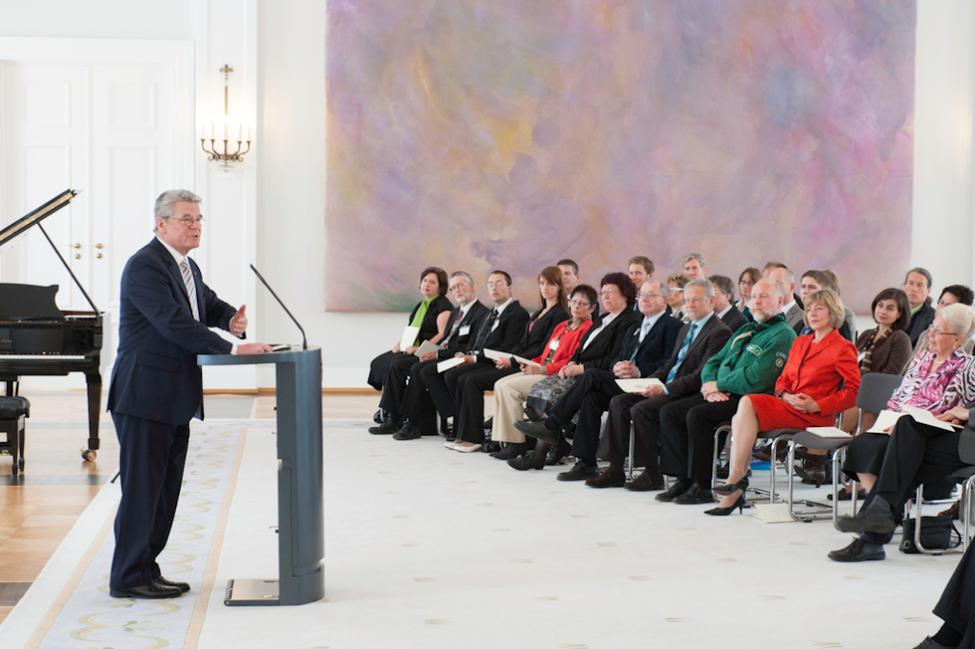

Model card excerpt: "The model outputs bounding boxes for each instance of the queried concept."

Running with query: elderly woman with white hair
[830,302,975,563]
[840,302,975,499]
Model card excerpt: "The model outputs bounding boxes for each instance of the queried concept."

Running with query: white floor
[196,420,959,649]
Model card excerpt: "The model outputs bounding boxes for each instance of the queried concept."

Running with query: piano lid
[0,284,62,320]
[0,189,77,247]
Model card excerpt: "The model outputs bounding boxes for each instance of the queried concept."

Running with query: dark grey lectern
[198,346,324,606]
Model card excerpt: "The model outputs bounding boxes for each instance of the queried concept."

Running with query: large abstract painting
[326,1,915,312]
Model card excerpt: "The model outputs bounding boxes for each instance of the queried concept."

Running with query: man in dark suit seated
[514,279,680,480]
[557,258,580,297]
[769,266,804,333]
[709,274,748,331]
[410,271,530,447]
[583,279,732,489]
[912,529,975,648]
[371,271,488,436]
[904,267,936,346]
[655,278,796,504]
[107,190,272,599]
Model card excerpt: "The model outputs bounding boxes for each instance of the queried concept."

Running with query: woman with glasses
[735,267,761,321]
[488,285,598,459]
[839,302,975,500]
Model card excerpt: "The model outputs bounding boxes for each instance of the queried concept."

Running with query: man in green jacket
[654,278,797,504]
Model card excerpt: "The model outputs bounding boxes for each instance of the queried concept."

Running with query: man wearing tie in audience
[107,190,272,599]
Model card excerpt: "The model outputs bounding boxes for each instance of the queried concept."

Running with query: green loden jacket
[699,313,797,396]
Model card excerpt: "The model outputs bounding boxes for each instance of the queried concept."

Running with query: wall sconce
[200,64,252,169]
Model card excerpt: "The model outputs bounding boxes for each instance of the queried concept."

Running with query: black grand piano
[0,190,104,461]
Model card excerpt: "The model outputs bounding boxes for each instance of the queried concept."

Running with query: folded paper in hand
[512,354,543,368]
[483,349,511,362]
[414,340,439,357]
[436,356,465,373]
[615,378,664,393]
[804,426,851,439]
[399,325,420,350]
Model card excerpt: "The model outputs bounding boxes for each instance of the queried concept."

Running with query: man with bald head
[654,277,796,504]
[514,279,681,475]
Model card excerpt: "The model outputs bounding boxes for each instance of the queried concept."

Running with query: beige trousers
[491,372,549,443]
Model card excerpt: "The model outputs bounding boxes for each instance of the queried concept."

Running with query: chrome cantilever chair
[910,463,975,554]
[786,372,902,525]
[710,423,794,503]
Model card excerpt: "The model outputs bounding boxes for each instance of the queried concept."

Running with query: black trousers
[400,359,441,434]
[549,368,624,464]
[110,412,189,590]
[659,394,740,484]
[420,361,484,420]
[377,353,420,415]
[933,539,975,648]
[603,392,673,468]
[455,366,519,443]
[861,418,965,544]
[367,350,405,390]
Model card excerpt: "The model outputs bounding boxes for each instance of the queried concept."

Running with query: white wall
[2,0,974,390]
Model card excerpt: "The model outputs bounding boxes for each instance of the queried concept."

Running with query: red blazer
[532,319,594,375]
[774,329,861,416]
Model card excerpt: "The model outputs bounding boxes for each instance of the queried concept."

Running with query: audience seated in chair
[511,279,682,474]
[735,266,761,322]
[709,274,748,331]
[829,305,975,562]
[904,267,937,347]
[666,272,688,322]
[380,271,489,439]
[906,284,975,370]
[769,266,805,333]
[488,284,597,459]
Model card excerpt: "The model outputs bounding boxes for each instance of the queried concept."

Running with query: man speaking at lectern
[107,189,272,599]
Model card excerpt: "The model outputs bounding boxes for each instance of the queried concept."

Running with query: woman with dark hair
[857,288,912,375]
[735,267,761,321]
[447,266,569,452]
[367,267,452,431]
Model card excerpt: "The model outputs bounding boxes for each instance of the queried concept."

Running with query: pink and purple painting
[326,1,915,312]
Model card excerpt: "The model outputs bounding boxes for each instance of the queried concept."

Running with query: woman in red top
[490,285,598,454]
[709,289,861,515]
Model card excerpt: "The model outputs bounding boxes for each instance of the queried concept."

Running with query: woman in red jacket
[489,284,598,457]
[709,288,861,515]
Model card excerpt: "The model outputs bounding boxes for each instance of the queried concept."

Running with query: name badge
[549,339,560,351]
[459,325,471,336]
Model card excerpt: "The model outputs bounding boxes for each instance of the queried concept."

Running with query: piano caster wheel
[81,449,97,462]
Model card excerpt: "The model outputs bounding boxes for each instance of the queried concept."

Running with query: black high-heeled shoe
[704,491,746,516]
[713,475,749,495]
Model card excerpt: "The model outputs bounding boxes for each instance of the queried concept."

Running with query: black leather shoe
[654,478,691,502]
[393,423,422,441]
[585,467,626,488]
[372,408,384,424]
[514,419,560,444]
[835,507,897,535]
[523,406,544,422]
[557,461,599,481]
[545,438,571,465]
[624,468,664,492]
[368,414,401,435]
[490,443,524,460]
[674,483,715,505]
[154,575,190,593]
[110,582,183,599]
[827,537,885,562]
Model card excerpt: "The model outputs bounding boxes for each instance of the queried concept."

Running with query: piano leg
[83,371,102,461]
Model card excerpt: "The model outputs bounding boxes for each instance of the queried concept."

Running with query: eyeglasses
[167,215,205,225]
[599,288,620,297]
[669,287,684,293]
[930,328,959,338]
[568,299,591,307]
[638,292,662,299]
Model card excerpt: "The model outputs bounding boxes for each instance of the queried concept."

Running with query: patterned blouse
[888,350,975,414]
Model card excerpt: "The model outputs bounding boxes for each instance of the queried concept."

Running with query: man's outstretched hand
[230,305,248,337]
[237,342,273,354]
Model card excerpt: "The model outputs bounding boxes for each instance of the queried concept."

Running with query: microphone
[250,264,308,350]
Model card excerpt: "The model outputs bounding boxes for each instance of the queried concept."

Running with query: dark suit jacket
[469,300,531,360]
[907,302,936,347]
[515,304,569,359]
[107,238,237,425]
[570,310,642,371]
[961,411,975,465]
[436,301,489,360]
[652,315,732,398]
[783,302,805,334]
[720,306,748,332]
[616,313,682,377]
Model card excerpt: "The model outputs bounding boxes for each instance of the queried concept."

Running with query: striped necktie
[179,259,200,321]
